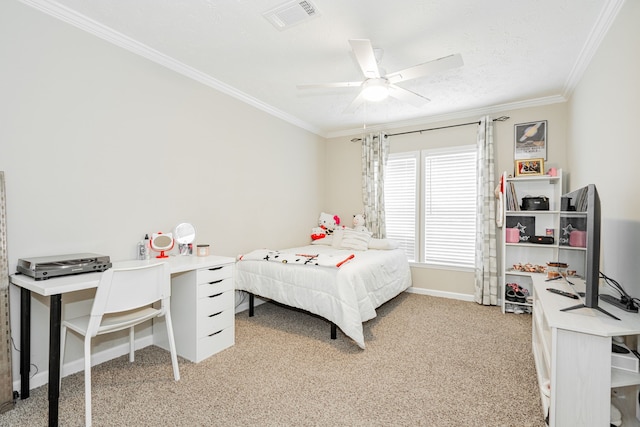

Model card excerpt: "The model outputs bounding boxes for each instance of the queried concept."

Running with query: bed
[235,230,412,349]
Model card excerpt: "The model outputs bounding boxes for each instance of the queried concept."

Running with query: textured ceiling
[25,0,620,137]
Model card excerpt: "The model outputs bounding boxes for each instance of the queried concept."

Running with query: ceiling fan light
[361,79,389,102]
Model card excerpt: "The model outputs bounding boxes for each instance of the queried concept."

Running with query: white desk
[10,255,234,427]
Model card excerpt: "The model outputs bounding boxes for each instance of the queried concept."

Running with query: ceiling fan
[297,39,463,112]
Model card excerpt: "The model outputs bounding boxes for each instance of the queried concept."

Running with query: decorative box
[521,196,549,211]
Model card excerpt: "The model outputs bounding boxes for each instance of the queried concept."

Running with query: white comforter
[235,245,412,348]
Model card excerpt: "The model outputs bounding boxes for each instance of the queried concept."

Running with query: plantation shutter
[384,152,418,262]
[423,146,477,268]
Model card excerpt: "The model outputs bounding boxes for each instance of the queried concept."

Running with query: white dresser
[154,255,235,363]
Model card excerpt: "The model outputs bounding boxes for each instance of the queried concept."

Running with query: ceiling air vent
[263,0,320,30]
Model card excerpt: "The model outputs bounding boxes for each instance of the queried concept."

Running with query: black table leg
[249,293,254,317]
[19,288,31,399]
[48,294,62,427]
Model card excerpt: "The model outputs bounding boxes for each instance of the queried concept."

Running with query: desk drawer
[198,277,233,298]
[198,308,234,338]
[197,264,232,284]
[198,289,233,315]
[196,325,234,361]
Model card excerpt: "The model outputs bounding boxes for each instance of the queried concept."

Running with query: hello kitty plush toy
[319,212,341,234]
[352,214,368,233]
[311,212,341,240]
[311,226,326,241]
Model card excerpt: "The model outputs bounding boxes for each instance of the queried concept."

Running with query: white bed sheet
[235,245,412,348]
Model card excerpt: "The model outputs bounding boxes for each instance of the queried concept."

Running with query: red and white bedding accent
[238,249,355,268]
[235,244,412,348]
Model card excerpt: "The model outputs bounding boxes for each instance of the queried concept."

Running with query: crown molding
[325,95,567,139]
[18,0,622,140]
[19,0,324,137]
[562,0,626,98]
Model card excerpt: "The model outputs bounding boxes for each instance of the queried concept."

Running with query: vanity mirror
[150,232,174,258]
[174,223,196,255]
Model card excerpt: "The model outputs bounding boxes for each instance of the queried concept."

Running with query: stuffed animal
[318,212,341,235]
[311,212,341,240]
[352,214,368,233]
[311,226,326,241]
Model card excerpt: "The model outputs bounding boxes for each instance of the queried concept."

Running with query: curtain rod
[387,115,510,138]
[350,116,510,142]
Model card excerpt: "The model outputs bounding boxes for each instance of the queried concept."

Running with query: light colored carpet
[0,293,544,426]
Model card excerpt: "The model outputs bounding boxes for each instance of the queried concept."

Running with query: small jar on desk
[196,244,210,257]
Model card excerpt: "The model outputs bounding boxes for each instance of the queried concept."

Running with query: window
[384,152,418,260]
[385,145,477,268]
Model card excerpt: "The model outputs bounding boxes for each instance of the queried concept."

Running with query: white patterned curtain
[361,132,389,238]
[474,117,498,305]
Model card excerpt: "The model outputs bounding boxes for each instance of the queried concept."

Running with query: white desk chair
[60,262,180,426]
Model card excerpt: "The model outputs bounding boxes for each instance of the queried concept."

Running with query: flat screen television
[560,184,619,320]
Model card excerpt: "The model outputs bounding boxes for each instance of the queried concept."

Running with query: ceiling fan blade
[387,53,463,84]
[297,81,362,90]
[388,84,430,107]
[344,92,365,114]
[349,39,380,79]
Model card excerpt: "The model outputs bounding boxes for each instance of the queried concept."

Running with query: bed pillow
[368,238,399,250]
[311,235,334,245]
[338,228,372,251]
[331,228,344,248]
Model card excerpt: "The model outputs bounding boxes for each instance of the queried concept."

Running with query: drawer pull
[208,330,223,337]
[208,311,223,318]
[208,279,223,285]
[208,292,223,299]
[208,266,224,271]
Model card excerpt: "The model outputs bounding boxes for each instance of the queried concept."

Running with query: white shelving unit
[500,170,565,314]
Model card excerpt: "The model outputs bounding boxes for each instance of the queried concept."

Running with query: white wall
[567,0,640,297]
[1,1,325,387]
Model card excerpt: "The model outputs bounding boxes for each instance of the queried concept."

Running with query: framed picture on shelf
[515,158,544,176]
[514,120,547,160]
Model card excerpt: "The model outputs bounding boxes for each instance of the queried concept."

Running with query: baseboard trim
[14,335,155,392]
[406,287,475,302]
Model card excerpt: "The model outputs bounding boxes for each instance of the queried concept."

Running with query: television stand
[560,303,620,320]
[532,275,640,426]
